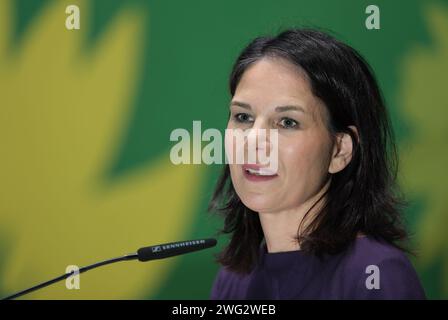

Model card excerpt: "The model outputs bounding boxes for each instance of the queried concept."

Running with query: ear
[328,126,358,174]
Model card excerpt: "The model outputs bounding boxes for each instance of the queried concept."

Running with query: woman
[209,28,426,299]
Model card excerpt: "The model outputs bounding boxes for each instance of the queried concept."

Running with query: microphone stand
[3,253,138,300]
[2,238,217,300]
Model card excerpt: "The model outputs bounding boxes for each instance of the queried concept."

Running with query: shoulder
[210,266,252,300]
[337,236,426,299]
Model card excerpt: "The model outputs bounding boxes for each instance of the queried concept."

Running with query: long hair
[209,28,408,274]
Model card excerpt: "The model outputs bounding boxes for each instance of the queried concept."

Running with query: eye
[278,117,299,129]
[234,113,254,123]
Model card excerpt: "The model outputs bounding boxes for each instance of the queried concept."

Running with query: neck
[258,181,329,253]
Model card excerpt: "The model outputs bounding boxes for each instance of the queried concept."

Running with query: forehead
[233,57,325,117]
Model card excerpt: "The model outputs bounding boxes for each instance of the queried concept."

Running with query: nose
[245,119,272,162]
[246,128,267,150]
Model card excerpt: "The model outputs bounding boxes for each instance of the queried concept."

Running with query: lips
[242,164,278,182]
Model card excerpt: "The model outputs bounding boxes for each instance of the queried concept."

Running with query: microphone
[2,238,217,300]
[137,238,217,261]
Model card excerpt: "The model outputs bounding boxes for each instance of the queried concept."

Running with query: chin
[239,193,276,213]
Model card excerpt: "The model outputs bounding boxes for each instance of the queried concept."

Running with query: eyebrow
[230,100,306,113]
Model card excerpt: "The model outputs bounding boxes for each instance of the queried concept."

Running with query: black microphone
[137,238,217,261]
[2,238,217,300]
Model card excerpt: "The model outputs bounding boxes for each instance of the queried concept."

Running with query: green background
[1,0,447,299]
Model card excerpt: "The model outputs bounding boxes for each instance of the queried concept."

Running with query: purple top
[210,236,426,299]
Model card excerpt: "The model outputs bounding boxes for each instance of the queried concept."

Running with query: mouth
[242,164,278,182]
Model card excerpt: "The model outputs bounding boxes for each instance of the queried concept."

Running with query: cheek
[228,163,247,201]
[225,122,237,163]
[279,133,332,178]
[225,125,242,184]
[279,140,306,176]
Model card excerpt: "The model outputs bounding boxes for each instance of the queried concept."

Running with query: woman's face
[226,57,335,213]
